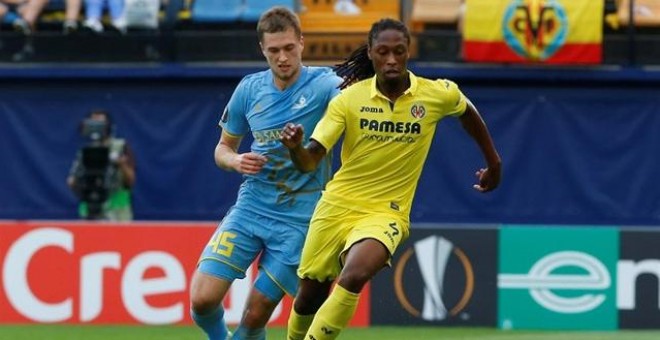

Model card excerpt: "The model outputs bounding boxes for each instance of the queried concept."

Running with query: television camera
[76,118,116,220]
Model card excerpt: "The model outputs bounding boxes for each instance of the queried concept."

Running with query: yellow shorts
[297,199,409,282]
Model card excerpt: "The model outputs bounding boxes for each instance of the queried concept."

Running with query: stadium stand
[241,0,296,22]
[35,0,67,27]
[617,0,660,27]
[191,0,243,23]
[1,0,659,64]
[299,0,400,33]
[296,0,420,60]
[409,0,463,32]
[191,0,295,23]
[122,0,161,30]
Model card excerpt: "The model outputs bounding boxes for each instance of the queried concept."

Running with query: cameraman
[67,109,136,221]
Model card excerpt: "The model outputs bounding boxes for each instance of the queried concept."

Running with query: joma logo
[360,106,384,113]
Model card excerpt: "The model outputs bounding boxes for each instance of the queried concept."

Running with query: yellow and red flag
[463,0,602,64]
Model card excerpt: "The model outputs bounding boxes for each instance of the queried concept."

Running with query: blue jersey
[220,66,341,225]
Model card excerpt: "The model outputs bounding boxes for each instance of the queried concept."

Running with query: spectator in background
[62,0,81,33]
[121,0,161,31]
[281,18,501,339]
[0,3,8,21]
[80,0,126,33]
[334,0,360,15]
[0,0,49,34]
[67,109,136,221]
[189,6,341,340]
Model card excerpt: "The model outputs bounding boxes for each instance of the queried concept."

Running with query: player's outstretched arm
[459,99,502,193]
[280,123,327,173]
[215,130,267,175]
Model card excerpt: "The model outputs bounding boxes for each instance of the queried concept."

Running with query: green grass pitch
[2,325,660,340]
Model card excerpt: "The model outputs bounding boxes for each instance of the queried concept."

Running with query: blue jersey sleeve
[219,77,250,136]
[319,67,343,104]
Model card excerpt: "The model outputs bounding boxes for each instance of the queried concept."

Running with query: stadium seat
[36,0,67,27]
[163,0,185,29]
[191,0,242,23]
[410,0,463,32]
[618,0,660,27]
[299,0,418,61]
[1,12,16,25]
[241,0,296,22]
[299,0,400,33]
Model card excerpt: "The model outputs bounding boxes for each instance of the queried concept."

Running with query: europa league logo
[394,236,475,320]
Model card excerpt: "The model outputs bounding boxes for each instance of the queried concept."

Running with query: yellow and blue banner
[463,0,603,64]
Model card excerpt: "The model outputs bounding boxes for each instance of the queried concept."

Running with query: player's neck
[273,65,303,91]
[376,72,410,102]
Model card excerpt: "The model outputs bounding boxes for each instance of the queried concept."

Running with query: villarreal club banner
[463,0,603,64]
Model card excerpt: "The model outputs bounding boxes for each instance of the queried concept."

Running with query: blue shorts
[197,207,307,297]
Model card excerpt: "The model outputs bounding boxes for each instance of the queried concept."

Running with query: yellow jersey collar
[370,71,418,100]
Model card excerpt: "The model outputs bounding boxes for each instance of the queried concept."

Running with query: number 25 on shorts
[208,231,237,257]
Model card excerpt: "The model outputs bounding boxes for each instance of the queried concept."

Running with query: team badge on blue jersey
[292,94,309,110]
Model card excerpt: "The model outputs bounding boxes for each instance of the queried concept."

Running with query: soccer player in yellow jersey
[280,18,502,339]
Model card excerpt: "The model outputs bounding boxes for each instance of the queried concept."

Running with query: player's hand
[280,123,304,149]
[473,165,501,193]
[233,152,267,175]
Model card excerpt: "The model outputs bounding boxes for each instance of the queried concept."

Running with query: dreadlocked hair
[334,18,411,90]
[334,44,373,90]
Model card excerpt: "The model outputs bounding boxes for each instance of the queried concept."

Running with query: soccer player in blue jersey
[189,7,342,340]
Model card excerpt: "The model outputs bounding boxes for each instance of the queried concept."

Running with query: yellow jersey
[310,72,467,219]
